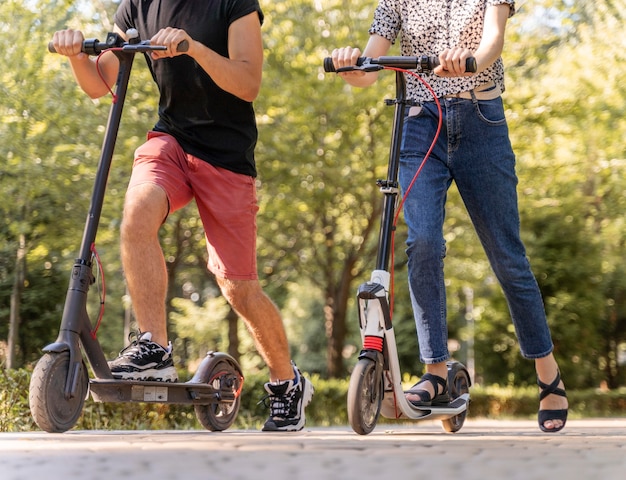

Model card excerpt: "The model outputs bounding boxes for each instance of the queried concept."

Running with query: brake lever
[336,63,384,73]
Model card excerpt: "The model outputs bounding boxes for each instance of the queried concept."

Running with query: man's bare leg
[120,183,169,347]
[216,277,293,381]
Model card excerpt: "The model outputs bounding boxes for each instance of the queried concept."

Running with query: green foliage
[256,0,397,376]
[0,367,36,432]
[469,384,626,420]
[499,0,626,388]
[1,0,625,394]
[0,0,129,363]
[78,400,199,431]
[3,368,626,433]
[0,0,102,365]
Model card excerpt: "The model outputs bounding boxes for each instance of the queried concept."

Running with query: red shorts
[128,131,259,280]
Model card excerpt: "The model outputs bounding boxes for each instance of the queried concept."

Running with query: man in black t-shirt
[51,0,313,432]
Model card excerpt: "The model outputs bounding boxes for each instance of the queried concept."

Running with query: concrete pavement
[1,419,625,480]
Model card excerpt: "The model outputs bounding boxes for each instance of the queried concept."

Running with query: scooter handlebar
[48,35,189,55]
[323,55,477,74]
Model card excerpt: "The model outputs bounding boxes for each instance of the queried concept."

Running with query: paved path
[1,419,625,480]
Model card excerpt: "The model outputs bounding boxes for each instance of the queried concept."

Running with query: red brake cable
[90,242,106,338]
[382,67,443,319]
[95,48,121,102]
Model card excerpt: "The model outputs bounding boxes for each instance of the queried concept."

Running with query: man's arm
[51,28,121,99]
[149,12,264,102]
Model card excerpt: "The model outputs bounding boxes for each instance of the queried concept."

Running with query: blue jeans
[398,97,554,364]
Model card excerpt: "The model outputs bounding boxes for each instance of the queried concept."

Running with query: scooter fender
[189,351,243,384]
[41,339,87,400]
[42,341,71,353]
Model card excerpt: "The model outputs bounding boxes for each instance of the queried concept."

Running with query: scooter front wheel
[194,357,243,431]
[29,352,89,433]
[347,357,383,435]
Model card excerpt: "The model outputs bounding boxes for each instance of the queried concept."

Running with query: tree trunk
[325,257,358,378]
[324,295,340,378]
[226,307,240,364]
[165,217,184,345]
[7,233,26,369]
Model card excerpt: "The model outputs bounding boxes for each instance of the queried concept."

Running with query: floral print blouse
[369,0,515,101]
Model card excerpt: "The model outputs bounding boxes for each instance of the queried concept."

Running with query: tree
[472,0,626,387]
[3,0,625,391]
[0,0,111,367]
[0,0,161,365]
[255,0,402,377]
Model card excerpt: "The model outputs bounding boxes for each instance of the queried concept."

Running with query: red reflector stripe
[363,336,384,352]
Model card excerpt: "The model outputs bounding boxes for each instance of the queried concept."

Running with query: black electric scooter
[29,30,243,433]
[323,56,474,434]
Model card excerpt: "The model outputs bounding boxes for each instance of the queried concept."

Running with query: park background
[1,0,625,429]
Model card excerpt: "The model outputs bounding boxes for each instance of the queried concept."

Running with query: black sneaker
[108,331,178,382]
[261,367,314,432]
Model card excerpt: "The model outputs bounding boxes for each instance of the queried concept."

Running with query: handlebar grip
[323,57,335,72]
[323,56,477,73]
[47,39,103,55]
[176,40,189,52]
[323,56,365,72]
[431,56,477,73]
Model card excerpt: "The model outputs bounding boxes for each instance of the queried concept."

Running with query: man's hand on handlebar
[435,47,476,77]
[51,29,87,59]
[149,27,192,60]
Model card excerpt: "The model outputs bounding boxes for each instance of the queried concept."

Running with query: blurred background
[1,0,625,398]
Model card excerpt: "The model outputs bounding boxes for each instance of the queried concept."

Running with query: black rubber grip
[431,56,477,73]
[323,56,366,72]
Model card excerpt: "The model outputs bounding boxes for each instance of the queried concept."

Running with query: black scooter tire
[29,352,89,433]
[441,361,471,433]
[347,357,383,435]
[194,357,242,431]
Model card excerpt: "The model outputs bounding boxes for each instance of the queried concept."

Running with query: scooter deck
[380,393,470,420]
[89,378,237,405]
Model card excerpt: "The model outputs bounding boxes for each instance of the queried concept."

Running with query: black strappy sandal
[405,373,450,407]
[538,371,568,433]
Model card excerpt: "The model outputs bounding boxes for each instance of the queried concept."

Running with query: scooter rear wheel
[441,361,471,433]
[194,357,243,431]
[347,357,383,435]
[29,352,89,433]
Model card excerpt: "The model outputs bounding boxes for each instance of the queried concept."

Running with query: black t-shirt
[114,0,264,177]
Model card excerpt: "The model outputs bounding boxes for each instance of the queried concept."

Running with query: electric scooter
[324,55,474,435]
[29,31,243,434]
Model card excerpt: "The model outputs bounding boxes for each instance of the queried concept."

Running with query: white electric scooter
[324,55,473,435]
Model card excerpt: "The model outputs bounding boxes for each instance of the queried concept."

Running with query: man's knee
[121,184,168,239]
[217,278,261,308]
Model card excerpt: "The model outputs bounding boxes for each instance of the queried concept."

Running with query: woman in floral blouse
[331,0,568,432]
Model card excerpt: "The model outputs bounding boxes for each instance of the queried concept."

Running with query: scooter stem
[77,51,134,261]
[375,71,409,271]
[49,49,137,383]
